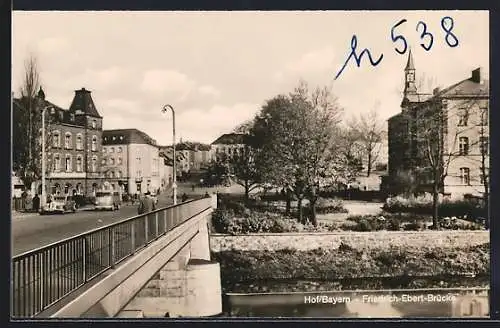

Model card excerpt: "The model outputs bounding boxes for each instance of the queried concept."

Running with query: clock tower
[403,48,417,97]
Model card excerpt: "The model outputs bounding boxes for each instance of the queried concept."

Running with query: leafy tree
[226,134,263,201]
[252,81,343,225]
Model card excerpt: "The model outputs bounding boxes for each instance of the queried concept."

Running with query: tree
[415,92,487,229]
[232,119,254,134]
[226,135,263,201]
[13,54,43,188]
[348,107,385,177]
[252,81,343,225]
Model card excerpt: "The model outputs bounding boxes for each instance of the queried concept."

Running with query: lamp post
[162,104,177,205]
[40,105,52,210]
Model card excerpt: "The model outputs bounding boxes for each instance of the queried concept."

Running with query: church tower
[401,48,419,107]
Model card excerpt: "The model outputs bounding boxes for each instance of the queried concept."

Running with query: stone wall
[210,231,489,252]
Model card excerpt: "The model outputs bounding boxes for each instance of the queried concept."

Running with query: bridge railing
[11,197,213,318]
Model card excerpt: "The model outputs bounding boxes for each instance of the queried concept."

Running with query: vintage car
[40,195,77,214]
[95,191,122,211]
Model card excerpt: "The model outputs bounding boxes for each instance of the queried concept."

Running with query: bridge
[11,196,221,318]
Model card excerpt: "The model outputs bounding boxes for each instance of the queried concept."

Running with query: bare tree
[348,107,385,177]
[415,92,487,229]
[13,54,42,188]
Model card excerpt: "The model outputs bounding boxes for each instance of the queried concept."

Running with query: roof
[103,129,158,146]
[405,48,415,71]
[211,133,247,145]
[13,97,87,127]
[159,142,211,151]
[69,88,102,118]
[434,77,489,99]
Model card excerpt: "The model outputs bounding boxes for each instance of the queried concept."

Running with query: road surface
[12,193,175,256]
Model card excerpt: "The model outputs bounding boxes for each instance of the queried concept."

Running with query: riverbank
[212,243,489,293]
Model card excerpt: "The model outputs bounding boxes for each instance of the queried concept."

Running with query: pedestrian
[181,193,188,203]
[32,194,40,212]
[204,191,210,198]
[138,191,156,215]
[192,184,195,192]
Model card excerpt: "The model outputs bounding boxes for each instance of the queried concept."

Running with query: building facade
[387,50,489,199]
[211,133,246,159]
[102,129,161,195]
[13,87,104,196]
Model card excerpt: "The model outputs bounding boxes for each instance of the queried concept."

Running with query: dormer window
[91,120,97,129]
[119,136,123,140]
[70,113,75,122]
[112,136,116,141]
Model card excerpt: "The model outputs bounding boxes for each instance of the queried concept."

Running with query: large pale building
[13,87,104,196]
[102,129,161,195]
[387,50,489,199]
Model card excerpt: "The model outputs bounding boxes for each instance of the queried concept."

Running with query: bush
[212,208,234,233]
[383,194,486,223]
[404,220,426,231]
[314,197,348,214]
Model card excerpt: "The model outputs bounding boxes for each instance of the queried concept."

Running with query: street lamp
[161,104,177,205]
[40,105,52,210]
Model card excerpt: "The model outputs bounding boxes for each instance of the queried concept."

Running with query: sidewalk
[11,204,97,220]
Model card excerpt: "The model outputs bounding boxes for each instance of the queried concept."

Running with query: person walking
[138,191,155,215]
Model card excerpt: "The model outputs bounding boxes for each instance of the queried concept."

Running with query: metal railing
[11,197,213,318]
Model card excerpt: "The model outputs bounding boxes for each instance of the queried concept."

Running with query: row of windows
[103,146,123,153]
[52,131,99,151]
[102,157,123,165]
[458,136,489,156]
[106,171,123,178]
[458,167,488,185]
[51,154,98,172]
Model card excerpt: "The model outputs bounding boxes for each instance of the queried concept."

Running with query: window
[460,167,470,185]
[52,131,60,148]
[101,158,106,165]
[479,107,488,126]
[64,132,72,149]
[91,120,97,129]
[479,137,489,155]
[70,113,75,121]
[110,147,115,153]
[53,154,61,172]
[65,155,72,172]
[76,156,83,172]
[117,157,123,165]
[457,108,469,126]
[110,171,114,178]
[91,135,97,151]
[91,156,97,172]
[116,171,121,178]
[76,134,83,150]
[109,158,115,165]
[103,148,107,153]
[117,146,122,153]
[459,137,469,155]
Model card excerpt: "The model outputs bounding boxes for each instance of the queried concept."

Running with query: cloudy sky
[12,11,489,145]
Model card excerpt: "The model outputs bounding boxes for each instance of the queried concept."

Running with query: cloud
[285,46,336,73]
[102,102,259,145]
[36,37,70,55]
[198,85,221,98]
[140,69,196,102]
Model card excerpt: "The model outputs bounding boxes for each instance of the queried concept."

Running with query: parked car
[40,195,77,214]
[95,191,122,211]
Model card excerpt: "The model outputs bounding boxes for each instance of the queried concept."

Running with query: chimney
[471,67,484,84]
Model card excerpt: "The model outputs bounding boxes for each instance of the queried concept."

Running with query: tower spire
[405,47,415,71]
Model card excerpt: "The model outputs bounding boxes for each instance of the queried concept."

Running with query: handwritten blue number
[391,19,408,54]
[416,21,434,51]
[334,35,384,80]
[441,16,459,47]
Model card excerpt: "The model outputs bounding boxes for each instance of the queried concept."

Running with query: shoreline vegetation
[212,243,490,293]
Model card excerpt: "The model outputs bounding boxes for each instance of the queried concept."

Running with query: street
[12,192,174,257]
